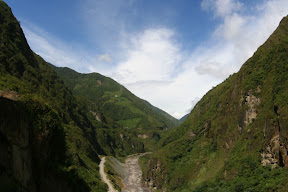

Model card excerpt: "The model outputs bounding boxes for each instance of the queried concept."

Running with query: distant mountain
[52,66,179,131]
[179,113,189,122]
[143,15,288,191]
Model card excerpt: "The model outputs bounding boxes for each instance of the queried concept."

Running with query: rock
[188,130,196,137]
[0,90,19,101]
[238,91,260,132]
[244,92,260,127]
[137,134,149,139]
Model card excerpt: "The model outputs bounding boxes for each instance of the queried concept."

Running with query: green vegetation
[143,16,288,191]
[0,2,177,191]
[0,2,144,191]
[2,1,288,191]
[52,66,179,131]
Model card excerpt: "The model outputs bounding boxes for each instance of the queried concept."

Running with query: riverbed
[123,154,151,192]
[100,153,151,192]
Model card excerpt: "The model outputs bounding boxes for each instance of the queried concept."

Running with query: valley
[1,1,288,192]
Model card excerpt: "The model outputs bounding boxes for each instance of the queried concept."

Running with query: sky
[5,0,288,119]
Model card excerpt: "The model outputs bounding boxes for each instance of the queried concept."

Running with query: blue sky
[5,0,288,118]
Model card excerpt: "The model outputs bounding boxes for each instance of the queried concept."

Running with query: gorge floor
[100,154,151,192]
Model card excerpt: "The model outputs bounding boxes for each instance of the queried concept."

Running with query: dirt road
[99,156,119,192]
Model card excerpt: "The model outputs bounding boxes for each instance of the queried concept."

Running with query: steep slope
[143,16,288,191]
[0,2,143,191]
[52,66,179,131]
[0,96,92,192]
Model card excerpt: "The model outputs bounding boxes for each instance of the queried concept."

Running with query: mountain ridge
[52,65,179,131]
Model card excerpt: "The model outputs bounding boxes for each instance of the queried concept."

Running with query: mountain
[0,2,145,191]
[52,66,179,131]
[179,113,189,122]
[142,16,288,191]
[3,1,288,191]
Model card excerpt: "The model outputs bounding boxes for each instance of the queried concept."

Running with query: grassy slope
[142,16,288,192]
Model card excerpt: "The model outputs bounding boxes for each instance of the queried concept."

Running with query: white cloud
[21,0,288,118]
[195,60,228,79]
[97,54,113,63]
[101,27,222,118]
[173,112,184,119]
[112,28,182,84]
[201,0,242,18]
[196,0,288,81]
[216,13,246,40]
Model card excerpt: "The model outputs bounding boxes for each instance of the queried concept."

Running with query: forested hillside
[52,66,179,131]
[142,15,288,192]
[0,2,144,191]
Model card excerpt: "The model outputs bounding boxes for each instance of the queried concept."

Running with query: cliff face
[0,96,81,192]
[143,16,288,191]
[0,97,34,191]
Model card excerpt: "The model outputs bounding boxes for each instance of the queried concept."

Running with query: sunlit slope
[53,66,179,131]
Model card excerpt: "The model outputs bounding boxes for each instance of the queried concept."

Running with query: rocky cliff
[0,96,90,191]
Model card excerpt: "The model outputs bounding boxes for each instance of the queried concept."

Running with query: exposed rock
[225,142,230,150]
[96,80,102,86]
[143,158,167,190]
[238,91,260,132]
[119,133,124,141]
[261,130,288,168]
[0,90,19,101]
[188,130,196,137]
[238,124,243,134]
[280,144,288,167]
[138,134,149,139]
[244,91,260,127]
[256,85,262,93]
[90,110,103,122]
[271,134,280,155]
